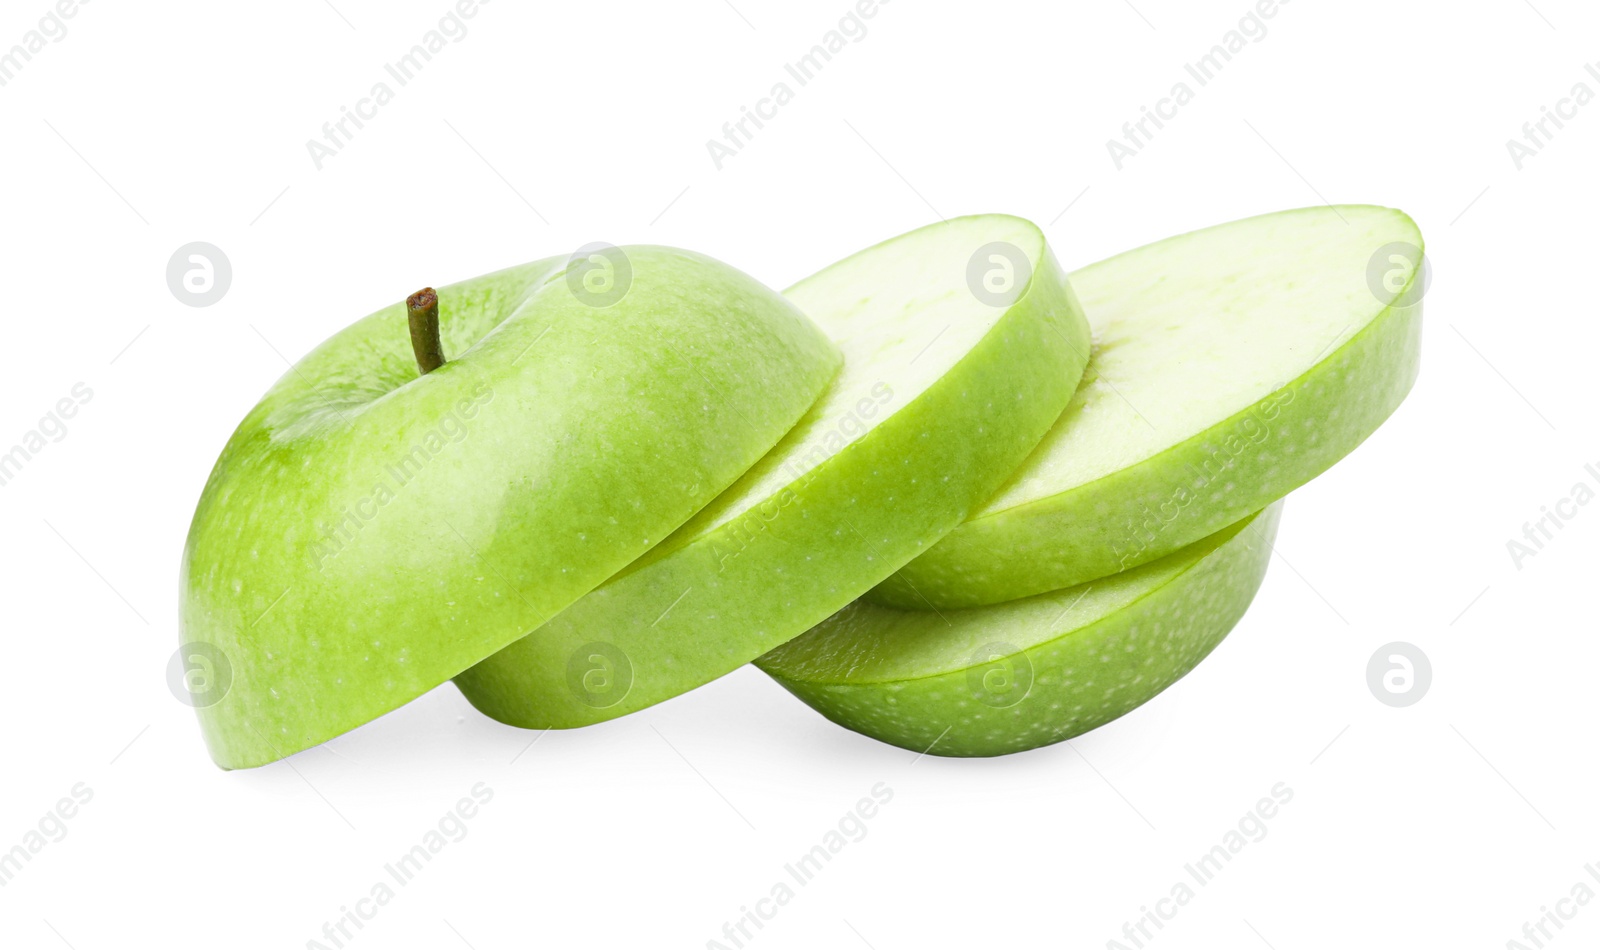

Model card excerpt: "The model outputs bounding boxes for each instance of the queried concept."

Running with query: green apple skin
[759,503,1281,757]
[457,215,1092,728]
[870,206,1422,609]
[181,249,841,769]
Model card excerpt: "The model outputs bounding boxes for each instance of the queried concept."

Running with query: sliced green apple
[456,215,1093,728]
[182,248,841,768]
[759,502,1282,757]
[869,205,1423,609]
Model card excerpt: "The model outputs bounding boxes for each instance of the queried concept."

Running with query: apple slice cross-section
[456,215,1093,728]
[758,503,1282,757]
[181,248,841,769]
[868,205,1424,609]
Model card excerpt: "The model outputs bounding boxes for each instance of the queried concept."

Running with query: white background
[0,0,1595,947]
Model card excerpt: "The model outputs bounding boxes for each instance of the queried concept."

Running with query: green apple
[869,205,1423,609]
[456,215,1093,728]
[758,502,1282,757]
[181,248,841,768]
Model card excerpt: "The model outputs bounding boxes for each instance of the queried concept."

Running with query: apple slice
[456,215,1093,728]
[758,502,1282,757]
[869,205,1423,609]
[182,248,841,768]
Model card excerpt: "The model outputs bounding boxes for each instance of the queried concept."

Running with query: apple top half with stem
[180,248,841,769]
[456,215,1092,729]
[869,205,1424,608]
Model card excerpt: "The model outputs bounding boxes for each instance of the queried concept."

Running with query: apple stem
[406,288,446,375]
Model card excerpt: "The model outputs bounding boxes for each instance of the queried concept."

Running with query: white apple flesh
[456,215,1093,728]
[869,206,1423,609]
